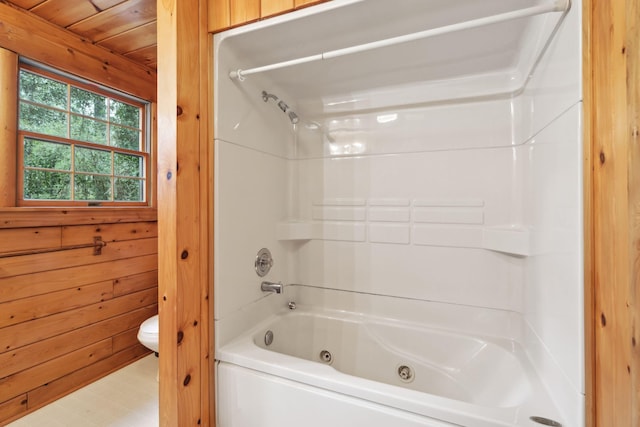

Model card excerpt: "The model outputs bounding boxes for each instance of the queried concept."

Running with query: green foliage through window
[18,66,148,205]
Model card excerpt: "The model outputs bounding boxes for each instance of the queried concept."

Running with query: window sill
[0,207,157,228]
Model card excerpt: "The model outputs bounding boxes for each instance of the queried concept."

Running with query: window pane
[19,102,68,137]
[71,87,107,119]
[114,153,143,177]
[24,139,71,170]
[110,125,140,150]
[115,178,143,201]
[24,170,71,200]
[75,147,112,174]
[71,115,107,145]
[110,100,140,128]
[19,70,67,109]
[75,174,112,201]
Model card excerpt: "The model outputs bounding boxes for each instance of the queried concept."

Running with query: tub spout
[261,281,283,294]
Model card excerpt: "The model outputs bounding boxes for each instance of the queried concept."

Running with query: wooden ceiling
[5,0,157,70]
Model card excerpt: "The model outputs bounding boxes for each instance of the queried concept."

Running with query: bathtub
[216,304,566,427]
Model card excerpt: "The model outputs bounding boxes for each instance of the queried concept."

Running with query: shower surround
[213,0,583,426]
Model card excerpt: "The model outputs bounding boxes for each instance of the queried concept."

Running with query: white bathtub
[216,303,566,427]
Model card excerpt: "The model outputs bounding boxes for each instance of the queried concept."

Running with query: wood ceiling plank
[124,44,157,69]
[6,0,45,9]
[97,21,156,54]
[30,0,126,27]
[67,0,156,43]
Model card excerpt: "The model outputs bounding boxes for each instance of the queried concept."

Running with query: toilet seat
[137,314,159,353]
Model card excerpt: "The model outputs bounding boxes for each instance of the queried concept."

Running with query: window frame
[16,62,151,207]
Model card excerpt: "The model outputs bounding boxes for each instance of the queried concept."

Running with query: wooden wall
[157,0,213,425]
[587,0,640,425]
[0,3,159,426]
[0,216,158,424]
[208,0,328,32]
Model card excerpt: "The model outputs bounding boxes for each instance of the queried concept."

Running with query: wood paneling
[0,394,27,422]
[0,218,158,425]
[157,0,212,425]
[0,306,156,379]
[0,48,17,208]
[261,0,293,18]
[124,45,158,70]
[0,339,113,403]
[0,238,157,277]
[0,281,113,328]
[29,0,127,27]
[0,2,156,101]
[294,0,323,6]
[588,0,640,425]
[27,345,149,412]
[67,0,156,43]
[230,0,260,26]
[0,208,157,229]
[0,227,61,254]
[0,254,156,302]
[209,0,230,32]
[61,221,157,245]
[208,0,330,33]
[98,21,157,53]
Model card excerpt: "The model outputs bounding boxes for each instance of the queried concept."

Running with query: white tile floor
[8,355,159,427]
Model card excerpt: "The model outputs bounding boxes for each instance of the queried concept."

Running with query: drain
[264,330,274,346]
[397,365,414,382]
[529,416,562,426]
[319,350,332,364]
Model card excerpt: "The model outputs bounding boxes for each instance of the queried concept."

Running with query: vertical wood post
[0,47,17,207]
[589,0,640,425]
[157,0,211,425]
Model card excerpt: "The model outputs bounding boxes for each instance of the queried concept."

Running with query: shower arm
[229,0,570,81]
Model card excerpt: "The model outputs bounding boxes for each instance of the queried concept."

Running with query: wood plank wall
[0,3,159,425]
[588,0,640,425]
[208,0,328,32]
[0,221,158,424]
[157,0,213,425]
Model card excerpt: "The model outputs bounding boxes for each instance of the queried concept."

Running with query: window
[17,63,150,206]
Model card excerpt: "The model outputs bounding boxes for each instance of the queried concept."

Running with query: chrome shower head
[277,100,289,113]
[288,111,299,124]
[261,91,278,103]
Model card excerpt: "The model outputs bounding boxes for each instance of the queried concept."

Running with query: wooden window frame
[17,63,151,207]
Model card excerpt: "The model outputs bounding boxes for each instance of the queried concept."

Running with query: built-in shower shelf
[481,226,530,256]
[277,221,531,256]
[276,222,318,241]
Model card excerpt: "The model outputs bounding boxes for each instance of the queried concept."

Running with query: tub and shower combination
[214,0,583,426]
[217,287,565,427]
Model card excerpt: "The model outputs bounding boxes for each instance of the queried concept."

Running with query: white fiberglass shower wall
[214,1,583,425]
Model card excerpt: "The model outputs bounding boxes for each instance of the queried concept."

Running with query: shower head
[261,89,300,126]
[261,91,278,103]
[277,100,289,113]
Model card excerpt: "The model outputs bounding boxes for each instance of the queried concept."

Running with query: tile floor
[8,355,158,427]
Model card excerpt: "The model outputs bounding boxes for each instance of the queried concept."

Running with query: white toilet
[137,314,159,353]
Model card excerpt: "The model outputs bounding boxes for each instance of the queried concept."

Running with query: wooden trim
[0,48,17,207]
[261,0,293,18]
[590,0,640,425]
[200,1,214,424]
[0,207,157,228]
[0,2,156,101]
[209,0,231,33]
[157,0,212,425]
[582,0,595,425]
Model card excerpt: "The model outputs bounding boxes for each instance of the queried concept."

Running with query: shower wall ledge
[276,221,533,257]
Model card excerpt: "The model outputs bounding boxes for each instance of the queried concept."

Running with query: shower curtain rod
[229,0,570,81]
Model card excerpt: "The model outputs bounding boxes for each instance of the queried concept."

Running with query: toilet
[137,314,159,353]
